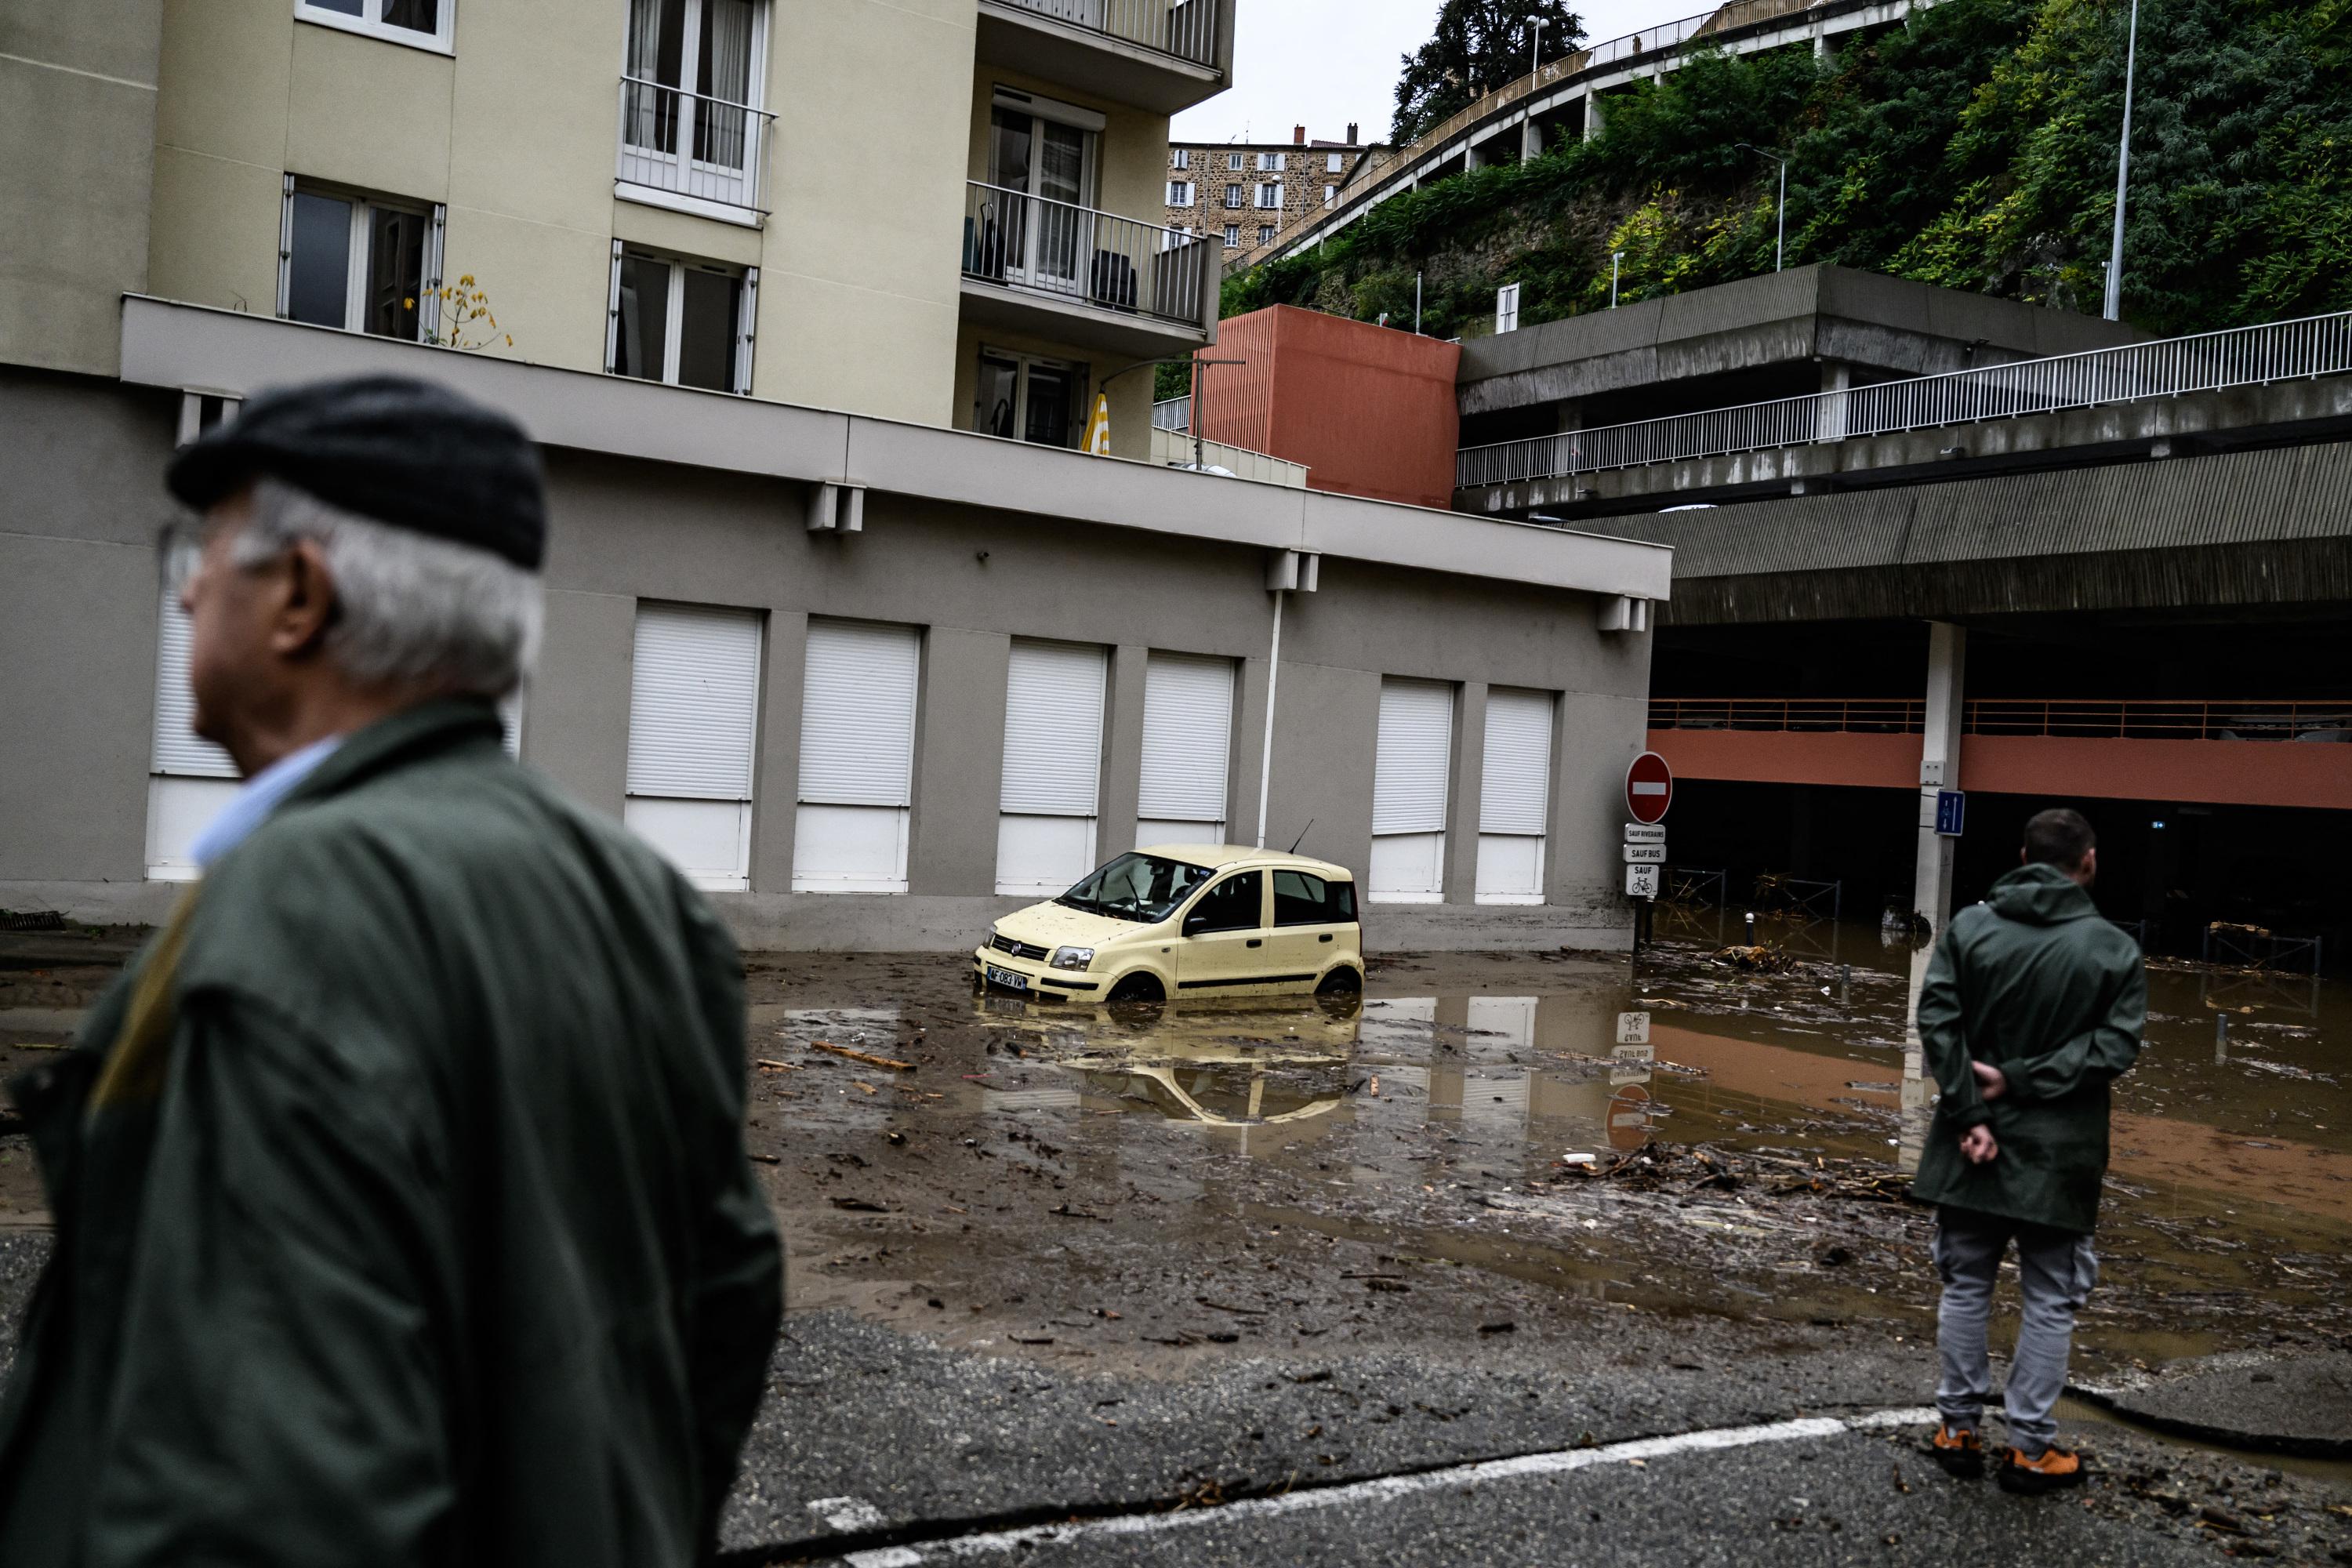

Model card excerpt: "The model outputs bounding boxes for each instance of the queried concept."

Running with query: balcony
[975,0,1232,115]
[614,76,777,227]
[960,180,1216,358]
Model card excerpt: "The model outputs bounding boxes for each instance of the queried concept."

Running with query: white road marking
[810,1495,890,1532]
[842,1406,1936,1564]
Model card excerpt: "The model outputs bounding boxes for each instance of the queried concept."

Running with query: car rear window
[1273,869,1356,926]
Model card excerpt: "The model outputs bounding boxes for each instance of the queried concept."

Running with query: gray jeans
[1933,1207,2099,1455]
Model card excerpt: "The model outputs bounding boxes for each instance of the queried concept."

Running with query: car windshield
[1056,853,1216,924]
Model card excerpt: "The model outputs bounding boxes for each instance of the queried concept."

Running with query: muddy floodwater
[528,913,2352,1408]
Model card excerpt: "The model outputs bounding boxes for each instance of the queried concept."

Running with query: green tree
[1392,0,1585,144]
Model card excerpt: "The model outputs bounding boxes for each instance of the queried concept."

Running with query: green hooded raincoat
[1911,862,2148,1236]
[0,701,783,1567]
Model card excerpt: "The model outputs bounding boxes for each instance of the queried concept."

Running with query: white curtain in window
[625,0,666,148]
[706,0,753,102]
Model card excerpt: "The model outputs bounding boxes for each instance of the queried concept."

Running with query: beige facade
[14,0,1231,458]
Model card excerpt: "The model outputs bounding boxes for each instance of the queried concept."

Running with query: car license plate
[985,964,1029,993]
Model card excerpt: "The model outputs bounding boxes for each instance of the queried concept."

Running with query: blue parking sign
[1935,789,1965,837]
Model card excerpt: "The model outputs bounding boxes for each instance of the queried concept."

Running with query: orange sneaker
[1929,1424,1984,1479]
[1997,1444,2085,1495]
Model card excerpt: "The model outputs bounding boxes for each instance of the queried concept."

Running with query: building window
[1255,182,1281,209]
[975,347,1083,449]
[607,244,758,394]
[626,602,764,892]
[1323,184,1338,205]
[1222,223,1240,248]
[1226,151,1243,171]
[1223,184,1243,209]
[1171,147,1190,169]
[1257,151,1284,172]
[794,619,920,894]
[997,640,1109,896]
[278,178,444,342]
[1327,151,1344,173]
[293,0,454,52]
[619,0,770,217]
[1496,281,1521,333]
[1256,224,1274,246]
[1167,180,1193,207]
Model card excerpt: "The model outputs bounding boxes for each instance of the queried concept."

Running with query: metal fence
[962,181,1211,329]
[616,78,777,212]
[1152,394,1192,431]
[1649,696,2352,741]
[986,0,1218,67]
[1459,307,2352,488]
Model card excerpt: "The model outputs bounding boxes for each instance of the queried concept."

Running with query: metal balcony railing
[985,0,1218,68]
[1152,394,1191,431]
[617,76,777,213]
[1460,307,2352,489]
[1647,697,2352,742]
[962,181,1211,331]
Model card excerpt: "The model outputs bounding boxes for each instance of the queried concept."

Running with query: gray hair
[231,476,543,699]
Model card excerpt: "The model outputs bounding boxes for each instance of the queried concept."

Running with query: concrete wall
[0,0,163,376]
[1201,307,1462,509]
[0,367,1653,952]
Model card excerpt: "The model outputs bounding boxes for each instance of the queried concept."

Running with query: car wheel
[1106,972,1167,1004]
[1314,965,1363,996]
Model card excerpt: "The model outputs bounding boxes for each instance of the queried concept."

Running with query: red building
[1192,306,1461,510]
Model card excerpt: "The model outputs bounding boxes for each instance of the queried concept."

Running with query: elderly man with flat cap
[0,376,782,1566]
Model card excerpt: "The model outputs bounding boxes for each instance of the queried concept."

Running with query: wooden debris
[811,1040,916,1072]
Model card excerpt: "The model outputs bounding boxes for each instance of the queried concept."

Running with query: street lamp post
[2103,0,2141,321]
[1528,16,1548,78]
[1736,143,1787,272]
[1610,249,1625,308]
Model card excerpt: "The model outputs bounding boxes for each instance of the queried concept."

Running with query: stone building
[1163,124,1373,255]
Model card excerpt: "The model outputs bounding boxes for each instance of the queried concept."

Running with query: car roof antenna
[1288,820,1316,855]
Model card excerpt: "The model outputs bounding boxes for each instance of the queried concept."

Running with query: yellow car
[975,845,1365,1004]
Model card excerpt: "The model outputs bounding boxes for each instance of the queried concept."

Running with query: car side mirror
[1182,913,1210,938]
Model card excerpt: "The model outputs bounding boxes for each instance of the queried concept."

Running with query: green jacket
[1912,862,2147,1235]
[0,702,782,1567]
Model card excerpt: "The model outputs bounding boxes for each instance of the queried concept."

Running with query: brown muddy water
[3,917,2347,1387]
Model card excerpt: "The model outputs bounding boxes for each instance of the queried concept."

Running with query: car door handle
[1319,933,1334,942]
[1246,938,1263,948]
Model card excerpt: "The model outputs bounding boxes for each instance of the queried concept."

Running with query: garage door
[1475,688,1553,905]
[794,619,920,893]
[997,639,1106,895]
[146,593,240,880]
[1136,652,1234,848]
[1370,677,1452,903]
[626,602,763,891]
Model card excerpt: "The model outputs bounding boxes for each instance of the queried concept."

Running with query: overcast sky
[1171,0,1684,146]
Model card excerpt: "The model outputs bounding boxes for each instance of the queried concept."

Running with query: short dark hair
[2023,808,2096,868]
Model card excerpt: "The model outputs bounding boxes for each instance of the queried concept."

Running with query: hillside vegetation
[1225,0,2352,343]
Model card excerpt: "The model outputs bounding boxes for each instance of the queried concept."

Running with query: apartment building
[2,0,1668,953]
[1163,124,1372,253]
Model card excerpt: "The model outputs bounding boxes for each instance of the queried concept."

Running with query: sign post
[1622,753,1674,950]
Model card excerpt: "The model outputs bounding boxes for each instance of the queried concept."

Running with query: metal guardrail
[963,181,1211,330]
[616,77,777,213]
[985,0,1218,68]
[1152,394,1191,431]
[1649,697,2352,740]
[1461,309,2352,488]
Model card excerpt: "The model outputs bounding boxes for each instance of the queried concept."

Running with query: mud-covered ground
[4,916,2350,1563]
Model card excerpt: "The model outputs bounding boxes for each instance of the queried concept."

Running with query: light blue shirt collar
[188,735,345,870]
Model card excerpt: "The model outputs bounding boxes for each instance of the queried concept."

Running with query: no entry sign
[1625,751,1673,825]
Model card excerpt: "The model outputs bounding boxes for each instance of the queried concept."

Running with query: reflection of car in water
[975,846,1365,1003]
[975,993,1363,1127]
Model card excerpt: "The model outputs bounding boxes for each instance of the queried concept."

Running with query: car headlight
[1050,946,1094,971]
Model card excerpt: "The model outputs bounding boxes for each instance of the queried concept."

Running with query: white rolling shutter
[799,619,918,807]
[1372,678,1452,834]
[626,603,763,891]
[1137,652,1234,828]
[794,619,920,894]
[152,595,237,778]
[1479,689,1553,834]
[626,603,762,800]
[1000,640,1106,816]
[997,640,1107,895]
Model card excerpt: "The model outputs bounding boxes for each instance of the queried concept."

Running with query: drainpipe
[1256,550,1320,847]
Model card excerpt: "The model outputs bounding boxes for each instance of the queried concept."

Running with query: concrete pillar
[1911,622,1966,931]
[1443,681,1488,903]
[1101,643,1149,854]
[908,627,1011,895]
[1521,118,1543,161]
[1817,361,1852,442]
[750,608,810,894]
[1583,91,1606,142]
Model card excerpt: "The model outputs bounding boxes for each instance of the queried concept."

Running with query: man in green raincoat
[0,376,783,1565]
[1913,807,2145,1495]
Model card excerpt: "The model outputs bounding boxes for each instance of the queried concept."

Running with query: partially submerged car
[975,845,1365,1003]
